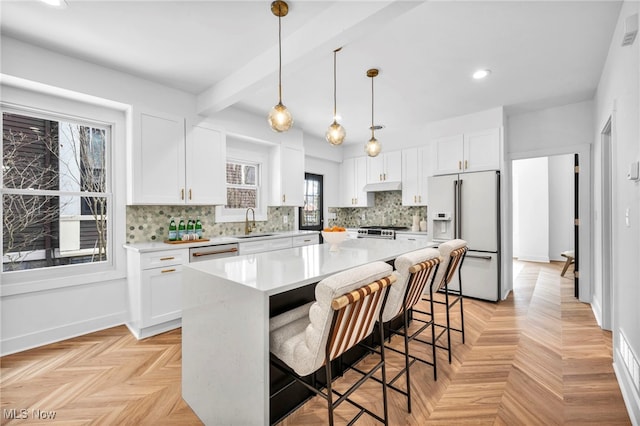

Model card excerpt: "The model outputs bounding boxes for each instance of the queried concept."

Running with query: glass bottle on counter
[178,219,186,239]
[187,219,193,235]
[195,218,203,239]
[168,218,177,241]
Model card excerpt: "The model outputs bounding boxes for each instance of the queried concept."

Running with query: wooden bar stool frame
[270,274,396,426]
[423,245,468,363]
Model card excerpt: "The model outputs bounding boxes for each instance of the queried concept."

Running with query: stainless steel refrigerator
[427,170,500,301]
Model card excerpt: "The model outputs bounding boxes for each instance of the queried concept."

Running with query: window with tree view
[2,112,110,272]
[225,161,258,209]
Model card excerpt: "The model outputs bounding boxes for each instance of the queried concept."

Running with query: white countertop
[123,230,319,253]
[185,237,436,296]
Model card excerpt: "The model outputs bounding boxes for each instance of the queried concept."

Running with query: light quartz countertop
[184,237,436,296]
[123,230,319,253]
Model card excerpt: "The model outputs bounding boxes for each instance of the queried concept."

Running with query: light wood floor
[0,261,630,425]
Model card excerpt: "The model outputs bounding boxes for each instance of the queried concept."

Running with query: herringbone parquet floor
[0,261,631,425]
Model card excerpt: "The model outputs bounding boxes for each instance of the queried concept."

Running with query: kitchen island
[182,238,436,425]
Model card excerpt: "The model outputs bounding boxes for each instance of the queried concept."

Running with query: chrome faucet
[245,208,256,235]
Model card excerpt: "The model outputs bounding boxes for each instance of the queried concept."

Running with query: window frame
[0,81,127,295]
[215,145,268,223]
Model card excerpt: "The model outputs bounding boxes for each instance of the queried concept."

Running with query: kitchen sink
[234,233,275,239]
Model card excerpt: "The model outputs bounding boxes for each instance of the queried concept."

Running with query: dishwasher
[189,243,239,262]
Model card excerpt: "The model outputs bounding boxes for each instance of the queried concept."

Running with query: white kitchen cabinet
[129,110,226,205]
[367,150,402,183]
[185,121,226,205]
[271,143,304,206]
[402,146,431,206]
[292,234,319,247]
[340,156,374,207]
[126,248,188,339]
[239,237,293,255]
[395,232,430,242]
[432,128,501,175]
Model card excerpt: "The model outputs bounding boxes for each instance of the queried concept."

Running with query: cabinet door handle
[189,189,192,200]
[383,173,386,181]
[160,256,175,261]
[161,268,176,273]
[458,160,462,170]
[282,194,286,203]
[181,188,185,200]
[379,173,382,181]
[465,160,468,170]
[414,195,417,203]
[419,195,422,203]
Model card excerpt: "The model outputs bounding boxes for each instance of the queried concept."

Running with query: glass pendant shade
[364,136,381,157]
[268,102,293,132]
[326,120,346,145]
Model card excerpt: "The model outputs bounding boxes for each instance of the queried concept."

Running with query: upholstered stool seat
[270,261,396,425]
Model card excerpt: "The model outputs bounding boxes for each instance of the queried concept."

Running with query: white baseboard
[591,297,603,328]
[516,254,550,263]
[0,312,126,356]
[613,357,640,425]
[126,319,181,340]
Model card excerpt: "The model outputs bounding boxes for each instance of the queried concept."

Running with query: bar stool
[269,261,396,425]
[425,239,468,363]
[378,248,441,413]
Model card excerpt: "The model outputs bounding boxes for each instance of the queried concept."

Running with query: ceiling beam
[196,1,423,116]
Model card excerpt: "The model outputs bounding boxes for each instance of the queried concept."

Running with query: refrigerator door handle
[453,179,458,239]
[466,254,493,260]
[458,179,463,238]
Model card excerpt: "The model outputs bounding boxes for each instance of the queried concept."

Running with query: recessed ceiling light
[473,69,491,80]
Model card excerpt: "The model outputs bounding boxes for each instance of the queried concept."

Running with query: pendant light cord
[333,49,337,118]
[278,7,283,103]
[371,74,375,138]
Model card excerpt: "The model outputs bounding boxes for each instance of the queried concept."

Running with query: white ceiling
[0,1,623,146]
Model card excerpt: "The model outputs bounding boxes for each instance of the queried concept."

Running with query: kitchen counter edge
[123,230,320,253]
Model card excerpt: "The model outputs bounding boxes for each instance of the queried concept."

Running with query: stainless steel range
[356,226,409,239]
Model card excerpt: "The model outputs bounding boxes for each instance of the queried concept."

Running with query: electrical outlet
[361,213,366,221]
[283,215,288,224]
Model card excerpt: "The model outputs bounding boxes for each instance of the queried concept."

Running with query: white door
[186,123,226,205]
[433,134,463,175]
[458,171,498,251]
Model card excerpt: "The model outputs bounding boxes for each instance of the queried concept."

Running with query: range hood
[363,181,402,192]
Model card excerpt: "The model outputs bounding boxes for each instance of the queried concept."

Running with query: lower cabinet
[395,233,430,242]
[292,234,320,247]
[126,248,187,339]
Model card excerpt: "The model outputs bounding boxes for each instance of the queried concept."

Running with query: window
[299,173,323,231]
[225,161,258,209]
[215,140,269,223]
[2,111,110,272]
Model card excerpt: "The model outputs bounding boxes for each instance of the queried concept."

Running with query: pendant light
[326,47,346,145]
[268,1,293,132]
[364,68,382,157]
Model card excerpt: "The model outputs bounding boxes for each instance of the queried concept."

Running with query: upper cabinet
[341,156,374,207]
[270,142,304,206]
[185,121,226,205]
[432,128,501,175]
[129,110,225,205]
[367,151,402,183]
[402,145,431,206]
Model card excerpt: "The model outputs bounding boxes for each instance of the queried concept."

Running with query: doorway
[511,155,577,293]
[299,173,324,231]
[600,118,613,330]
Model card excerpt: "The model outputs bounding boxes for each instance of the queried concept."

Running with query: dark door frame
[299,172,324,231]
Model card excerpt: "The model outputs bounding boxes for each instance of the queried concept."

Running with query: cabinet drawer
[140,249,187,269]
[268,238,293,251]
[292,234,319,247]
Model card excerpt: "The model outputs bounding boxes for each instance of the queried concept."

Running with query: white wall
[548,154,575,261]
[594,1,640,422]
[512,155,574,263]
[513,157,550,262]
[505,100,593,304]
[342,106,505,158]
[0,37,201,355]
